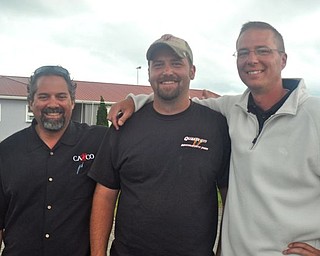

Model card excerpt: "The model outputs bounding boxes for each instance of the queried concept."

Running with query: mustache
[42,107,64,114]
[159,75,179,83]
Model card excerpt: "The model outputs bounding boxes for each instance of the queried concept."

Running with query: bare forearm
[90,184,119,256]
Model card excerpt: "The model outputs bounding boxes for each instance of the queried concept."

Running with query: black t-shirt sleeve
[88,127,120,189]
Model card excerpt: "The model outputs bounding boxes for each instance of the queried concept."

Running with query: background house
[0,75,216,142]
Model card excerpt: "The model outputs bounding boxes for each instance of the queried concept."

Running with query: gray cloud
[0,0,319,95]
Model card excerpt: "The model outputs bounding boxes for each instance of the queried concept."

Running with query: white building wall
[0,99,30,141]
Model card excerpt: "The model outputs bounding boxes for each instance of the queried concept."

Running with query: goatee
[41,107,65,131]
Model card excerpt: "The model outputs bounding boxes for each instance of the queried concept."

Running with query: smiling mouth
[45,113,62,118]
[247,70,263,75]
[42,108,64,118]
[161,80,178,84]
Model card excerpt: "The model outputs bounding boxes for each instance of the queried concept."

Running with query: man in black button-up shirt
[0,66,107,256]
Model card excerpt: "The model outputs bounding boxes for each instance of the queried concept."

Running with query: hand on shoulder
[107,98,135,130]
[283,242,320,256]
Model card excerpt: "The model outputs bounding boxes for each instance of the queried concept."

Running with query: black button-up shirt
[0,120,107,256]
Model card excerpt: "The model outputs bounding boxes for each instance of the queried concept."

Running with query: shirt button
[47,205,52,210]
[45,233,50,239]
[48,177,53,182]
[50,152,54,156]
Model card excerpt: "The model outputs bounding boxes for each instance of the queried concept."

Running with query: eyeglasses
[233,46,284,59]
[33,65,70,77]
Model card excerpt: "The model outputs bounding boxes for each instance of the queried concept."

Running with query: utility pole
[136,66,141,85]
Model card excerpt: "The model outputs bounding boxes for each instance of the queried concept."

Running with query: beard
[40,107,66,131]
[156,86,180,101]
[153,76,182,101]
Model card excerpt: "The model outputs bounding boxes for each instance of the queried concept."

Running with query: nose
[47,96,60,107]
[162,64,174,75]
[246,51,259,64]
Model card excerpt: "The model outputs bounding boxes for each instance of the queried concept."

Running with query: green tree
[96,96,109,127]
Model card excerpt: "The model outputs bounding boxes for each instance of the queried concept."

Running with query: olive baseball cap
[146,34,193,64]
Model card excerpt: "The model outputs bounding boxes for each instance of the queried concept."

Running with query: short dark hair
[236,21,285,52]
[28,65,77,102]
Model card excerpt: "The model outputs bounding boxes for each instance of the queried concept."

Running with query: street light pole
[136,66,141,85]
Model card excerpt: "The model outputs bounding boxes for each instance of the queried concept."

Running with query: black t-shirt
[89,102,231,256]
[0,120,107,256]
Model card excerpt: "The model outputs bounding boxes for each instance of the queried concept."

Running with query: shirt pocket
[69,161,96,200]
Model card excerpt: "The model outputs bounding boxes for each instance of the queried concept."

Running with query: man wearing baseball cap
[89,34,231,256]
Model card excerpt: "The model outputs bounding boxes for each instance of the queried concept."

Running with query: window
[26,105,34,122]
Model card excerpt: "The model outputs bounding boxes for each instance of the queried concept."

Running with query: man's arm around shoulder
[108,90,223,129]
[107,93,154,130]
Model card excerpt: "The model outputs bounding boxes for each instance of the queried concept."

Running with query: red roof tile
[0,76,29,97]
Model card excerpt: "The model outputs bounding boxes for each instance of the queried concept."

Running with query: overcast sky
[1,0,319,96]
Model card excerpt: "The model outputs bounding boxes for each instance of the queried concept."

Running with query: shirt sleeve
[88,128,120,189]
[127,93,154,112]
[192,97,223,112]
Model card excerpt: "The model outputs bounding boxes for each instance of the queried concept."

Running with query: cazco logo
[73,152,96,174]
[181,136,208,151]
[73,153,95,162]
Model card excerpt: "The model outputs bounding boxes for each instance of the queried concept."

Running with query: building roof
[0,75,218,103]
